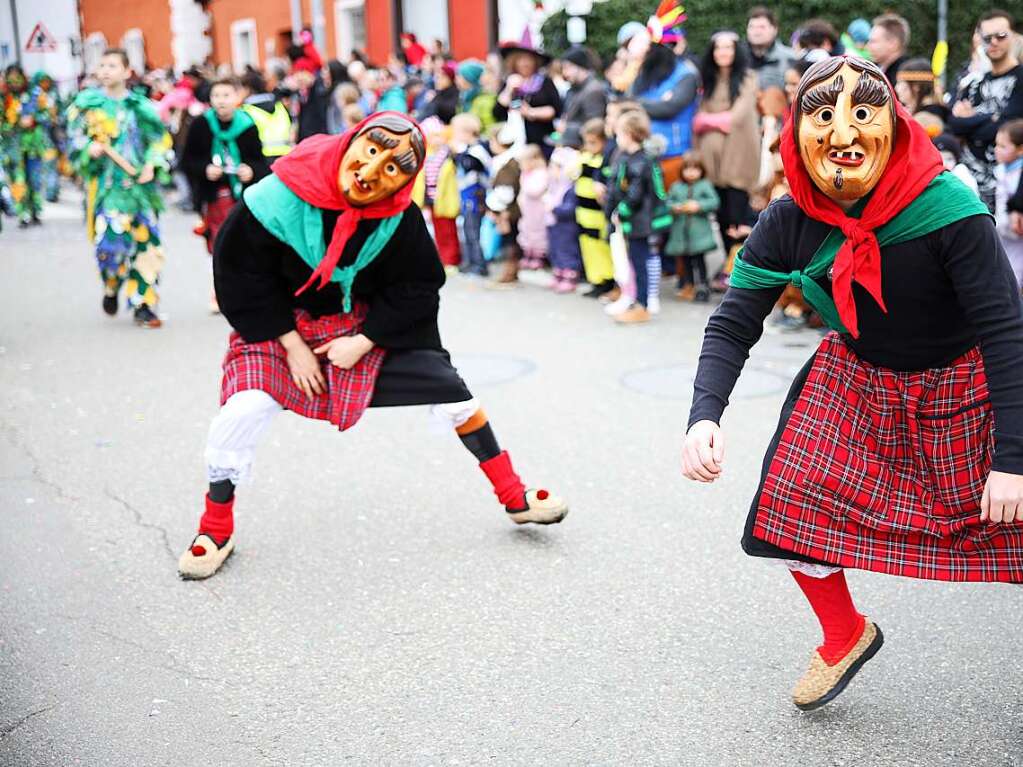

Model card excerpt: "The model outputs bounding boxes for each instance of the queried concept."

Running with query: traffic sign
[25,22,58,53]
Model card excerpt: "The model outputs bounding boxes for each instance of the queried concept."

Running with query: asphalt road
[1,191,1020,766]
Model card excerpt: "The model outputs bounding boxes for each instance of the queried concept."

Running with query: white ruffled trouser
[205,391,480,485]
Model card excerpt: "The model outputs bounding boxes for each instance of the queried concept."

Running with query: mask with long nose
[338,125,421,206]
[795,59,895,201]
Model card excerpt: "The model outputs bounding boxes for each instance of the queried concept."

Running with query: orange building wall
[363,0,394,65]
[448,0,489,60]
[207,0,293,69]
[79,0,172,70]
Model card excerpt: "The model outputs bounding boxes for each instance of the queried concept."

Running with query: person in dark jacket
[493,41,562,155]
[557,47,607,140]
[177,112,568,581]
[417,60,460,124]
[181,77,270,256]
[605,110,659,324]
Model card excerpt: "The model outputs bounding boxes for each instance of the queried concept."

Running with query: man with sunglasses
[949,9,1023,211]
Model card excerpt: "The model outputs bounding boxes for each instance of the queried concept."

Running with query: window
[230,18,259,72]
[84,32,108,75]
[334,0,366,62]
[402,0,449,51]
[122,29,146,73]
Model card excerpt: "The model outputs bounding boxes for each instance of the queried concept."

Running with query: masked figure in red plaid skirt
[178,112,567,581]
[683,57,1023,711]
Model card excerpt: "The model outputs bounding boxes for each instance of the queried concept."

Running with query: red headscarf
[272,112,423,296]
[780,57,944,338]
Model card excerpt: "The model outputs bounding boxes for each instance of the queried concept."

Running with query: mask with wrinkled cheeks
[338,127,419,206]
[796,61,895,201]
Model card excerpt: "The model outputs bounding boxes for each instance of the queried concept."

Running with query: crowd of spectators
[30,8,1023,326]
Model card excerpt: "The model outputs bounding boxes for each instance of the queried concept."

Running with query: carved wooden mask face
[796,60,895,201]
[338,126,420,206]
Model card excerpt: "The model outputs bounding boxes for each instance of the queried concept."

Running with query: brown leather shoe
[613,304,651,324]
[792,620,884,711]
[676,284,696,301]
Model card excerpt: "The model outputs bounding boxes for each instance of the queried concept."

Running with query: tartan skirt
[746,332,1023,583]
[220,306,386,431]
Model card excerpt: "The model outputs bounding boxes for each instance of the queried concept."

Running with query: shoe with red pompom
[178,534,235,580]
[506,488,568,525]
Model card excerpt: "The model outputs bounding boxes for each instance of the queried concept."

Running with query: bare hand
[136,164,155,184]
[237,163,254,183]
[88,142,106,159]
[682,200,701,214]
[1011,211,1023,237]
[593,182,607,206]
[281,332,325,398]
[682,420,725,483]
[952,100,975,118]
[313,334,374,370]
[980,470,1023,523]
[206,164,224,181]
[506,74,524,92]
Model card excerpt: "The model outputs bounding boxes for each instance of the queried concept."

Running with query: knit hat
[560,46,594,70]
[440,60,458,80]
[847,19,871,45]
[457,59,485,86]
[617,21,647,47]
[932,133,963,162]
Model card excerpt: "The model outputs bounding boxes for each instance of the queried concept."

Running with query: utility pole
[310,0,326,54]
[290,0,303,43]
[10,0,22,65]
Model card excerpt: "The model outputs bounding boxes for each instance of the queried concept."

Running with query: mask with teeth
[337,117,424,207]
[794,57,895,202]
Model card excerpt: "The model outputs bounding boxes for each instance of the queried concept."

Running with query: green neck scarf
[729,173,992,333]
[205,109,253,199]
[243,175,401,313]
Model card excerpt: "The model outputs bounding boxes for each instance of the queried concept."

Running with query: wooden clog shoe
[178,534,235,580]
[792,620,884,711]
[507,489,568,525]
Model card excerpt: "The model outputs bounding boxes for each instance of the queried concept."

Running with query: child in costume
[450,113,491,277]
[575,118,616,298]
[411,117,461,272]
[32,72,64,203]
[684,56,1023,711]
[515,144,549,270]
[666,150,719,302]
[178,112,568,580]
[2,65,45,227]
[68,49,170,328]
[605,110,660,324]
[181,76,270,311]
[993,119,1023,292]
[485,124,523,287]
[544,142,582,293]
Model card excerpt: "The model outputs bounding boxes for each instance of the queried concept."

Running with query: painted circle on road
[621,363,791,400]
[450,353,537,387]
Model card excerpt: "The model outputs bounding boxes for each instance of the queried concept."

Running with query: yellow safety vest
[241,101,293,157]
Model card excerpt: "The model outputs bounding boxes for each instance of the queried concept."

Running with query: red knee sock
[197,495,234,548]
[790,569,865,665]
[479,451,527,511]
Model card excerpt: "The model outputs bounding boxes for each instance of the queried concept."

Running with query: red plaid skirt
[220,306,386,431]
[753,333,1023,582]
[202,188,236,255]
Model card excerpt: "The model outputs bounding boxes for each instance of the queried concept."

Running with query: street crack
[0,704,57,742]
[104,486,176,561]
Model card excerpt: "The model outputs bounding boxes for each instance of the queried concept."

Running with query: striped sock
[646,255,661,307]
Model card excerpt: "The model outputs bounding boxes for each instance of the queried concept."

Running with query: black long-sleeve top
[213,201,446,351]
[493,76,562,147]
[688,195,1023,473]
[180,114,270,208]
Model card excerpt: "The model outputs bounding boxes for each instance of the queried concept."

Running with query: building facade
[74,0,563,74]
[1,0,85,92]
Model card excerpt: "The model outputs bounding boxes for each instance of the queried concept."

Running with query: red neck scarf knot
[779,59,944,339]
